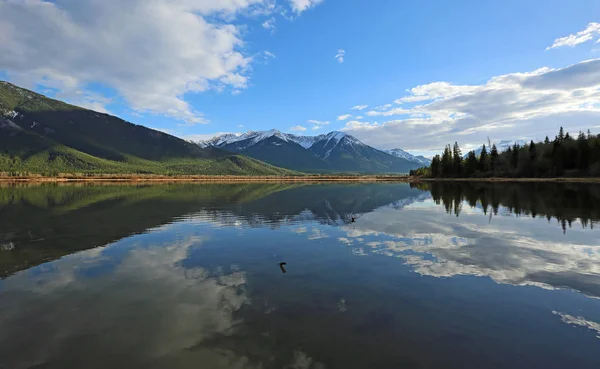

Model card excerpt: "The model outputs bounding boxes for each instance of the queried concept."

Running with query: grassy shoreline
[0,174,413,183]
[2,175,600,184]
[417,177,600,183]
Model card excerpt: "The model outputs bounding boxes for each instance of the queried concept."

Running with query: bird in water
[279,262,287,274]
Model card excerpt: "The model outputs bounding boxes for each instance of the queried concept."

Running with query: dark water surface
[1,182,600,369]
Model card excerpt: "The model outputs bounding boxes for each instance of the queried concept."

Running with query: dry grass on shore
[0,173,412,183]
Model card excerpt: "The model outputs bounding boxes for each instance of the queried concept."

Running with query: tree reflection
[411,182,600,232]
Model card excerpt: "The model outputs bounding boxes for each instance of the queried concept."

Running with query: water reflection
[1,182,600,368]
[411,181,600,231]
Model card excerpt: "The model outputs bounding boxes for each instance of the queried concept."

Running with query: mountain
[383,148,431,166]
[196,130,426,173]
[464,140,529,158]
[0,81,295,175]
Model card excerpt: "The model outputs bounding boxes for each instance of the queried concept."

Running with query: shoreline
[417,177,600,183]
[1,175,600,184]
[0,175,412,183]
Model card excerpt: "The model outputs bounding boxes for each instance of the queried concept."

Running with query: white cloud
[312,125,322,130]
[0,0,278,124]
[262,17,276,30]
[340,201,600,298]
[337,114,352,121]
[0,236,256,368]
[351,105,368,111]
[355,116,363,119]
[238,124,245,128]
[547,22,600,50]
[335,49,345,63]
[366,107,411,117]
[290,125,307,132]
[307,119,330,125]
[264,51,277,59]
[373,104,392,110]
[394,95,432,104]
[345,121,379,130]
[289,0,324,14]
[553,311,600,338]
[344,59,600,153]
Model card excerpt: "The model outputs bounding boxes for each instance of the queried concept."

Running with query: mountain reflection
[2,182,600,368]
[0,183,424,277]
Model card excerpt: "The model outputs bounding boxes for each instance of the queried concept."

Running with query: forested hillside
[411,127,600,178]
[0,81,296,176]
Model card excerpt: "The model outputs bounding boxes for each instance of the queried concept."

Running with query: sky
[1,0,600,157]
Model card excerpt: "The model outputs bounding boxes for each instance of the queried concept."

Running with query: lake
[1,182,600,369]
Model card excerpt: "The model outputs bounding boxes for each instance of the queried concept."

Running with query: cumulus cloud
[547,22,600,50]
[337,114,352,121]
[0,0,278,124]
[366,107,410,117]
[335,49,345,63]
[262,17,276,30]
[345,121,379,130]
[373,104,392,110]
[0,236,257,368]
[351,105,368,111]
[289,0,324,14]
[307,119,329,126]
[340,201,600,298]
[344,59,600,153]
[553,311,600,338]
[290,125,307,131]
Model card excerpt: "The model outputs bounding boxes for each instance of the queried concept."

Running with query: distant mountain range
[0,81,294,175]
[465,140,529,159]
[382,148,432,166]
[196,130,428,173]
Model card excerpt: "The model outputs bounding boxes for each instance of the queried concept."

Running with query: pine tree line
[410,128,600,178]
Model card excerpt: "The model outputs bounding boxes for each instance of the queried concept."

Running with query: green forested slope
[0,81,297,175]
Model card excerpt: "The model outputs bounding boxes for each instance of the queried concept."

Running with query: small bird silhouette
[279,262,287,274]
[351,217,356,223]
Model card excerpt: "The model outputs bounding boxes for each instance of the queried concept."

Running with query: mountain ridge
[196,130,426,173]
[0,81,296,176]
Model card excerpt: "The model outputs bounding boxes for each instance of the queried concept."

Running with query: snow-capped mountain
[195,130,427,173]
[465,140,529,158]
[383,148,431,166]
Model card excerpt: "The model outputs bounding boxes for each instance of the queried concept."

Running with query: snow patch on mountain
[384,148,431,165]
[196,129,426,165]
[465,140,529,158]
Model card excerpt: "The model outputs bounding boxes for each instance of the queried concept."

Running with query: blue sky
[1,0,600,156]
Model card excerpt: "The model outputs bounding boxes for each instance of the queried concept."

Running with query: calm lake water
[1,182,600,369]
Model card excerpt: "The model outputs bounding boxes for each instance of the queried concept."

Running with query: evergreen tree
[544,136,550,144]
[479,144,489,172]
[558,126,565,142]
[510,143,519,169]
[464,151,477,176]
[565,132,572,141]
[452,142,462,176]
[431,155,441,177]
[490,144,499,172]
[441,145,453,176]
[577,132,590,172]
